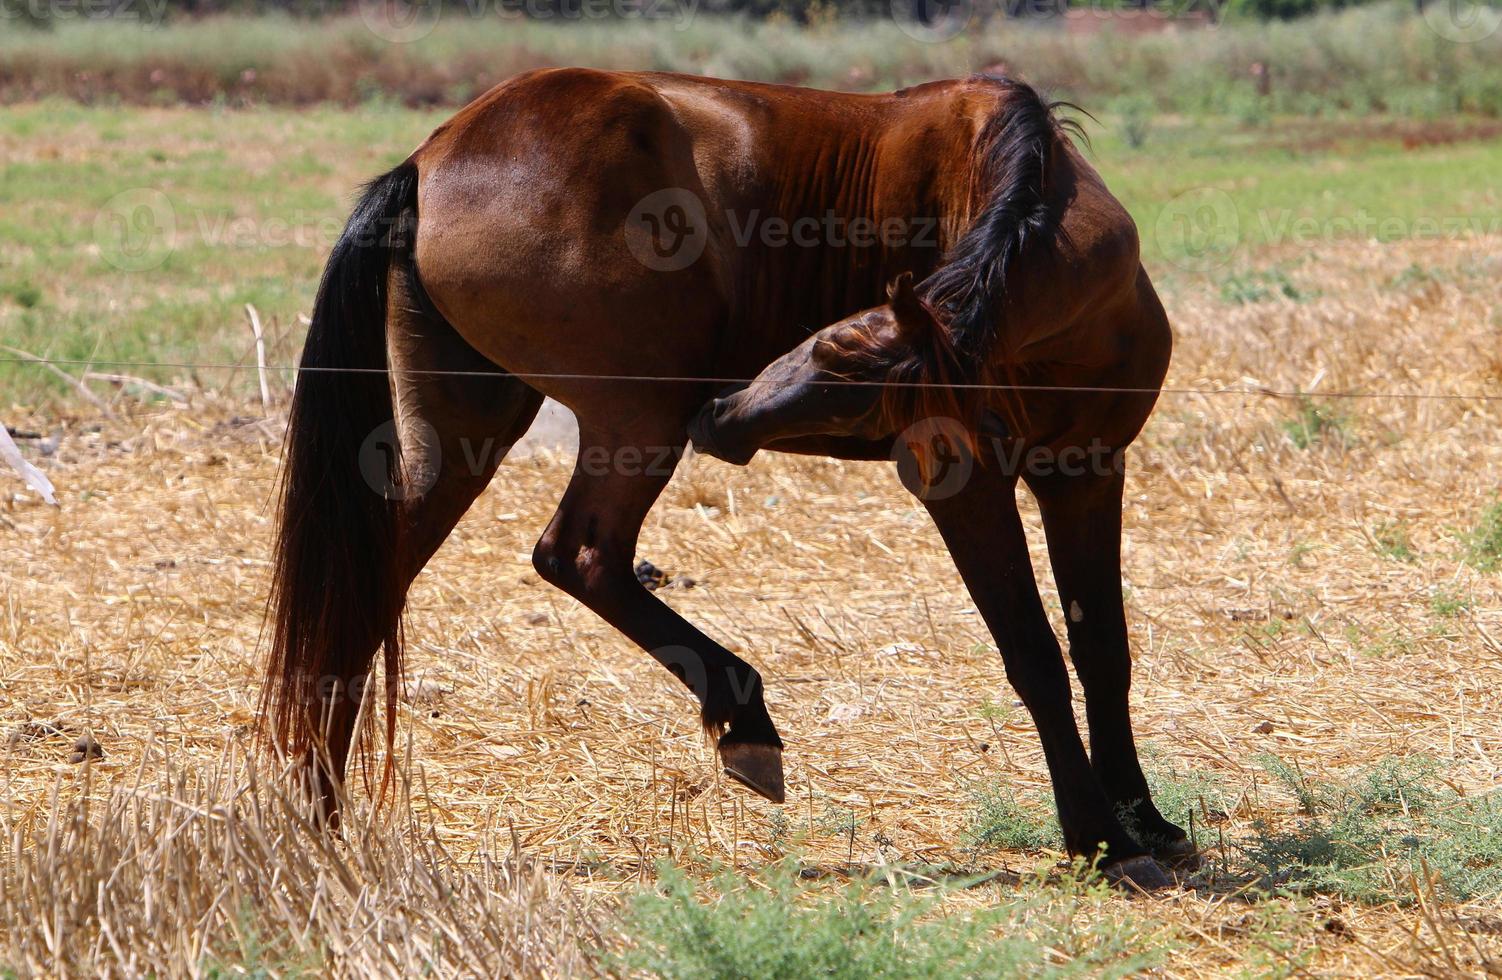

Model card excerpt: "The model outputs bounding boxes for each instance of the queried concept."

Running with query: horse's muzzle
[688,398,756,465]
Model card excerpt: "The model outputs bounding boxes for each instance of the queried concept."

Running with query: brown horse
[262,68,1183,887]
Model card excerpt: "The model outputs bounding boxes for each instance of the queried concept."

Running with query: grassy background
[1,3,1500,113]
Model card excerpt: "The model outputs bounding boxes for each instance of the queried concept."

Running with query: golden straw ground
[2,236,1500,974]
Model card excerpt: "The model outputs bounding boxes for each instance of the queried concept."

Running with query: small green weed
[1143,758,1231,836]
[1385,263,1436,291]
[1234,900,1317,980]
[966,787,1061,853]
[199,901,323,978]
[1110,94,1155,149]
[1258,754,1322,814]
[1221,269,1304,305]
[766,808,792,851]
[614,860,1169,979]
[1245,757,1502,903]
[1281,397,1350,450]
[1429,588,1472,618]
[0,280,42,309]
[1373,521,1416,562]
[1463,500,1502,571]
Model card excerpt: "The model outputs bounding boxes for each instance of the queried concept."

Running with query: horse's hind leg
[531,421,786,802]
[316,300,543,810]
[1030,467,1192,862]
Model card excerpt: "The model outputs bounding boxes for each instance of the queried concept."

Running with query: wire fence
[3,355,1500,403]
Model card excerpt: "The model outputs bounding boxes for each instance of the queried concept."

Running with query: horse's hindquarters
[411,70,732,427]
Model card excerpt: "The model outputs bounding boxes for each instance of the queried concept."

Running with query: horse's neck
[721,116,971,370]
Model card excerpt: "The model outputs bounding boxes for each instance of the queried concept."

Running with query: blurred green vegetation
[1,4,1500,114]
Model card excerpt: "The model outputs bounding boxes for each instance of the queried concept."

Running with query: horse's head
[690,272,957,465]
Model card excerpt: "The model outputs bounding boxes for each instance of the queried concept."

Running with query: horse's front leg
[1029,466,1195,864]
[923,466,1172,889]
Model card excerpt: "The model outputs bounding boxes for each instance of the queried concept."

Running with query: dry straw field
[0,230,1499,975]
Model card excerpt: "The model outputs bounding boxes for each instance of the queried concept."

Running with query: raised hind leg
[531,421,786,801]
[312,300,543,813]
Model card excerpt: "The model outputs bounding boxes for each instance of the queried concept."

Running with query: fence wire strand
[2,354,1501,403]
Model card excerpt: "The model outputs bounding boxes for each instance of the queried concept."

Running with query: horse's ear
[886,271,935,339]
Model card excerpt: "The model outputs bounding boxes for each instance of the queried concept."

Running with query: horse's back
[403,69,1136,422]
[405,71,935,391]
[415,69,698,279]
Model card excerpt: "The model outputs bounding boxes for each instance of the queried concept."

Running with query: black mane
[917,76,1084,367]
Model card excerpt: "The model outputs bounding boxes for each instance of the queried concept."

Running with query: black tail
[917,76,1080,364]
[261,160,420,795]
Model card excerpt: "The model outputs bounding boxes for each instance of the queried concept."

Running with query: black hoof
[1152,836,1202,869]
[719,741,785,803]
[1102,855,1174,893]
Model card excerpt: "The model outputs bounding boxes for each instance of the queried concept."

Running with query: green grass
[1219,269,1306,305]
[0,101,432,402]
[1244,756,1502,903]
[1464,500,1502,571]
[1097,113,1502,283]
[1102,751,1500,902]
[622,757,1501,974]
[968,754,1230,857]
[614,860,1169,979]
[1280,397,1351,450]
[198,902,325,978]
[3,4,1500,114]
[966,786,1061,853]
[1373,521,1417,562]
[0,281,41,310]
